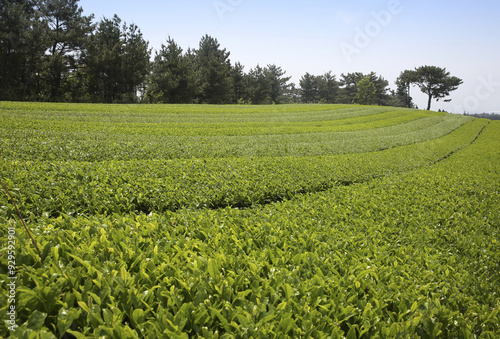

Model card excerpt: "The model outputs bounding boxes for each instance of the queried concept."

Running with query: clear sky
[78,0,500,113]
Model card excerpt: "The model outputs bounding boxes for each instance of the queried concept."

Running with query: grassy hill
[1,102,499,338]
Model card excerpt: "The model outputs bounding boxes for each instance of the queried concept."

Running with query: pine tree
[84,15,150,102]
[413,65,463,110]
[195,35,233,104]
[39,0,94,101]
[395,70,418,108]
[147,37,197,103]
[0,0,45,100]
[318,71,339,104]
[299,73,319,103]
[265,64,291,104]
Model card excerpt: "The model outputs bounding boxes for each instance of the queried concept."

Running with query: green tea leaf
[207,259,218,279]
[27,310,47,331]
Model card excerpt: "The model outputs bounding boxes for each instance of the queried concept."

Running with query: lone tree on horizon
[413,65,463,111]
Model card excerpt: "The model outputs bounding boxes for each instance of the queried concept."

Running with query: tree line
[1,0,462,109]
[463,113,500,120]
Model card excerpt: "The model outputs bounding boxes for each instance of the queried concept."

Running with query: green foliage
[395,70,418,108]
[0,0,47,101]
[0,103,476,217]
[413,65,463,111]
[39,0,95,101]
[146,37,198,104]
[0,103,498,338]
[299,72,339,104]
[299,72,320,103]
[244,64,292,105]
[85,15,150,103]
[337,72,391,106]
[354,76,377,105]
[195,35,233,104]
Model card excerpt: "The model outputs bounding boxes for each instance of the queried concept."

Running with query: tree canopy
[354,76,377,105]
[395,70,418,108]
[413,66,463,110]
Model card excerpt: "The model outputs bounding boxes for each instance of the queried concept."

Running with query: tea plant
[0,102,498,338]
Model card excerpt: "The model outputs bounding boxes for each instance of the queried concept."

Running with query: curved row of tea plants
[0,119,486,218]
[0,102,412,124]
[0,102,468,162]
[1,114,467,161]
[0,119,498,338]
[2,108,436,137]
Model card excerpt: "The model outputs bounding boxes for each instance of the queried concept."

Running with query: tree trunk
[406,83,412,108]
[426,93,432,110]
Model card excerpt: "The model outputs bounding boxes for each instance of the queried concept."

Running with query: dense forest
[0,0,461,108]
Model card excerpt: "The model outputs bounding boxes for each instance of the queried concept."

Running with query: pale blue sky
[79,0,500,113]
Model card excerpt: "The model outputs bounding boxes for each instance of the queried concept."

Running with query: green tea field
[1,102,499,338]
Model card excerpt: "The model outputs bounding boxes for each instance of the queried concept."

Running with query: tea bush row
[0,119,486,218]
[0,103,467,162]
